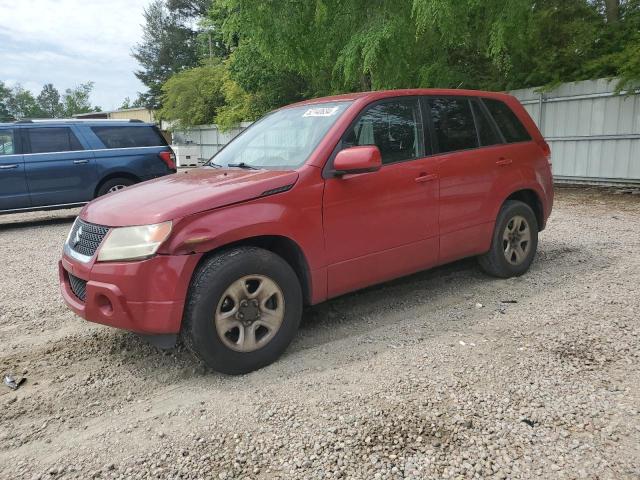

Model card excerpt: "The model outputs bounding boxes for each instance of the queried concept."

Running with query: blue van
[0,119,176,213]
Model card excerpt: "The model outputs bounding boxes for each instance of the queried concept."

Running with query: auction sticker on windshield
[303,106,339,117]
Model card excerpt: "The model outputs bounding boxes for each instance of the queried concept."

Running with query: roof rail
[129,119,144,123]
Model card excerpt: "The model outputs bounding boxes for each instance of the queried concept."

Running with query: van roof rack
[11,118,151,124]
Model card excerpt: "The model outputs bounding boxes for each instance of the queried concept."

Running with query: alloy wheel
[214,275,285,352]
[107,184,127,193]
[502,215,531,265]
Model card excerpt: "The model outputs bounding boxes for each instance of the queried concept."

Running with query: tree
[61,82,101,117]
[119,95,146,110]
[158,61,226,129]
[605,0,620,22]
[166,0,210,17]
[5,84,42,119]
[132,0,202,109]
[0,81,13,122]
[37,83,63,118]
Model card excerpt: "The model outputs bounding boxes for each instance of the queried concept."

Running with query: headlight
[97,221,172,262]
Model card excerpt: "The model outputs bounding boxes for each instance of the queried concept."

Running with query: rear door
[23,125,97,206]
[0,127,30,210]
[426,96,503,263]
[86,125,173,181]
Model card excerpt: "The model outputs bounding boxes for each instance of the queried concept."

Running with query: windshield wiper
[206,161,223,168]
[227,162,259,170]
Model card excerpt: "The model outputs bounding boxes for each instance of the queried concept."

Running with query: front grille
[68,273,87,302]
[68,219,110,257]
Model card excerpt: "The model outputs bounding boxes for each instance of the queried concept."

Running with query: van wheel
[96,177,135,197]
[478,200,538,278]
[182,247,303,375]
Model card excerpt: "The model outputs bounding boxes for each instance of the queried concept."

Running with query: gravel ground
[0,187,639,480]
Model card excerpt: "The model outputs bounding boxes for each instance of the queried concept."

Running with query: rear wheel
[96,177,135,197]
[478,200,538,278]
[182,247,302,375]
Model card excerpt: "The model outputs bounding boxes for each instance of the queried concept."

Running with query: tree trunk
[605,0,620,23]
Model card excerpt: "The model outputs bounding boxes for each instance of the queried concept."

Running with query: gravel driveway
[0,187,638,479]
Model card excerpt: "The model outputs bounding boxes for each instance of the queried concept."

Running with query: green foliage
[0,81,101,120]
[37,84,63,118]
[119,96,147,110]
[0,81,15,121]
[154,0,640,128]
[61,82,101,116]
[158,61,226,128]
[133,0,202,109]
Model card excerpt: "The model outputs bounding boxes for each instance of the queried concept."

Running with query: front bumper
[59,253,201,334]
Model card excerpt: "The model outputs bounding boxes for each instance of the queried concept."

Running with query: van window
[343,99,424,164]
[91,126,167,149]
[471,101,502,147]
[0,130,14,155]
[482,99,531,143]
[428,97,478,153]
[26,128,83,154]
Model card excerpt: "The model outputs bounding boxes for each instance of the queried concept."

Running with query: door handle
[415,173,438,183]
[496,158,513,166]
[0,164,19,170]
[73,159,89,164]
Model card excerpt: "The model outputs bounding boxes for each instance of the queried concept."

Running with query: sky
[0,0,153,111]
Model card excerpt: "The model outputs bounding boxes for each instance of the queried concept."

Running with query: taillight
[538,140,551,166]
[159,150,176,170]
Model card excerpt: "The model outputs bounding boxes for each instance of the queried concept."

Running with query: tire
[478,200,539,278]
[182,247,303,375]
[96,177,135,197]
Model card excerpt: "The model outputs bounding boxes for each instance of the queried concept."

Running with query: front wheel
[478,200,539,278]
[182,247,303,374]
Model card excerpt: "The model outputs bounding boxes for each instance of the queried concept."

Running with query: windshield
[209,101,352,170]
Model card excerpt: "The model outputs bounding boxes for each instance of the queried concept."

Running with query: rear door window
[91,126,167,149]
[482,99,531,143]
[342,98,424,164]
[471,100,503,147]
[0,129,14,155]
[428,97,478,153]
[26,127,84,154]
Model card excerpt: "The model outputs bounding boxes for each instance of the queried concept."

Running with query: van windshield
[209,101,352,170]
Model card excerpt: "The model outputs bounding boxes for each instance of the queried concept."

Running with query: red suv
[59,89,553,374]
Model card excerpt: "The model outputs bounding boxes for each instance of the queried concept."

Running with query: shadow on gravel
[0,214,76,231]
[11,238,597,382]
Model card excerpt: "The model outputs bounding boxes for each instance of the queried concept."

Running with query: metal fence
[508,78,640,186]
[171,79,639,185]
[170,122,251,167]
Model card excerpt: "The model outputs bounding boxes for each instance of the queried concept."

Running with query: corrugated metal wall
[171,123,251,166]
[509,78,640,185]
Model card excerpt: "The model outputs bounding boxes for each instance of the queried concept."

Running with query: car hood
[81,168,299,227]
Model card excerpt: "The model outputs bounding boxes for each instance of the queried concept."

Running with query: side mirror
[333,146,382,176]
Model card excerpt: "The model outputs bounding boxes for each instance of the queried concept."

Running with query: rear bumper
[59,253,200,334]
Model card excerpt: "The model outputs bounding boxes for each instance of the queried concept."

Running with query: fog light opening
[96,294,114,316]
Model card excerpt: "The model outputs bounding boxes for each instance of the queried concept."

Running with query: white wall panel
[509,78,640,185]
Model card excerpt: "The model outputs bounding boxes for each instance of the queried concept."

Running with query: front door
[23,126,97,207]
[0,128,30,211]
[322,98,439,298]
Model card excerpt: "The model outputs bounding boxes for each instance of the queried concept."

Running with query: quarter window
[482,99,531,143]
[343,99,424,164]
[27,128,83,154]
[91,126,167,149]
[0,130,14,155]
[429,97,478,153]
[471,100,502,147]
